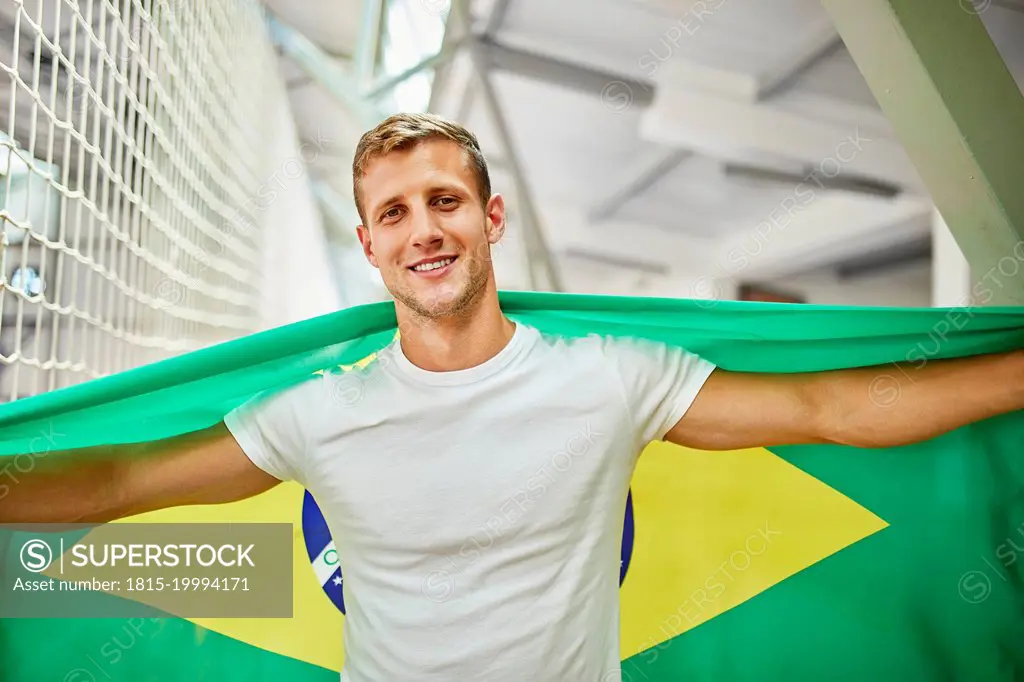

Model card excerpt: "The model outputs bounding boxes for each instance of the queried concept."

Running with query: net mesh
[0,0,279,400]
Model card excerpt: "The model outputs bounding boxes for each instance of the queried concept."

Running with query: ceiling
[270,0,1024,304]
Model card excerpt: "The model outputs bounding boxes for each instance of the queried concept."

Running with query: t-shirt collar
[386,321,533,386]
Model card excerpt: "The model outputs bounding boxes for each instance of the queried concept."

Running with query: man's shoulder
[522,329,690,391]
[317,347,398,403]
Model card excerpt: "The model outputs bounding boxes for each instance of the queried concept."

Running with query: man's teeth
[412,257,455,272]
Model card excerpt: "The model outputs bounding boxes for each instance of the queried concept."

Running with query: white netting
[0,0,280,400]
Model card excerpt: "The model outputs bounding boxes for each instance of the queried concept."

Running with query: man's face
[356,139,505,319]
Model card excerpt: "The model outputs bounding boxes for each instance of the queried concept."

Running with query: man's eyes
[379,197,458,221]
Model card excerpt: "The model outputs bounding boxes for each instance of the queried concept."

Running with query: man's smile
[408,255,458,278]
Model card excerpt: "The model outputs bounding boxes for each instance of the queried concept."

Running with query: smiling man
[351,118,513,371]
[3,112,1023,682]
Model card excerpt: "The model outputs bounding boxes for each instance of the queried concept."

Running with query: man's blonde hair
[352,112,492,224]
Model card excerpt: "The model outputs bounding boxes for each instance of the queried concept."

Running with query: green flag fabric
[1,291,1023,681]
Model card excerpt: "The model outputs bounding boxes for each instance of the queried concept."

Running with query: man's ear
[356,224,379,269]
[484,194,506,245]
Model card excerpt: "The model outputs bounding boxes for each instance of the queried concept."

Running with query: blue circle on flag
[621,489,635,584]
[302,488,636,615]
[302,490,346,613]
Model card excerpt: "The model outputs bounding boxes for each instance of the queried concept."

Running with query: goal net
[0,0,290,400]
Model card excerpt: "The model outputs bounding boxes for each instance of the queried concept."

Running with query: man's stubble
[391,238,494,323]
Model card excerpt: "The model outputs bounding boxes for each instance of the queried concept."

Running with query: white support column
[471,44,563,292]
[258,89,344,328]
[931,207,972,307]
[821,0,1024,305]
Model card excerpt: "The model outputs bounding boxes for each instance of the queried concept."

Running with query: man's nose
[409,206,444,247]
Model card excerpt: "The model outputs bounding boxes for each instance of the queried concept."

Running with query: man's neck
[396,289,516,372]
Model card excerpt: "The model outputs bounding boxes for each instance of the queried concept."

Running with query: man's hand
[665,349,1024,450]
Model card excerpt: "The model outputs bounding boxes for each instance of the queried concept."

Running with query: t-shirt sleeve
[223,380,318,486]
[601,335,717,445]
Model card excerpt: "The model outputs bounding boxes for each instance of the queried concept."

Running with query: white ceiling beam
[648,60,760,101]
[353,0,384,86]
[482,0,514,37]
[479,37,655,108]
[267,14,379,127]
[756,19,841,100]
[639,75,922,190]
[587,148,690,222]
[702,193,933,281]
[541,205,717,274]
[431,49,479,122]
[428,0,477,123]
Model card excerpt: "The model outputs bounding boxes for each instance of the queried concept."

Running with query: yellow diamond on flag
[619,441,889,659]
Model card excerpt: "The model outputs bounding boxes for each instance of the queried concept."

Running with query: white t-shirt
[224,322,715,682]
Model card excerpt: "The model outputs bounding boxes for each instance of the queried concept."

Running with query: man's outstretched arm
[665,349,1024,450]
[0,422,281,524]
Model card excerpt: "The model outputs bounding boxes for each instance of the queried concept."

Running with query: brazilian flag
[1,292,1023,681]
